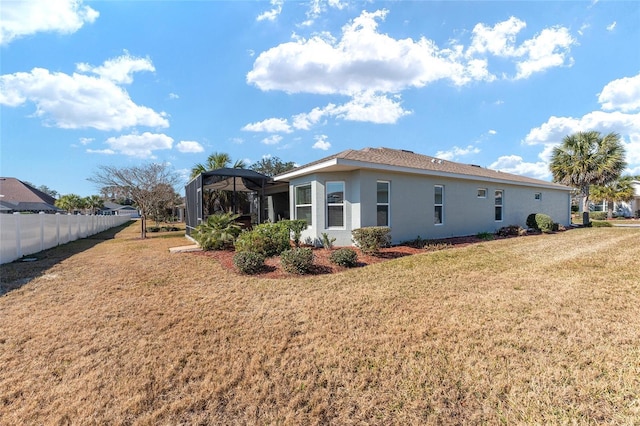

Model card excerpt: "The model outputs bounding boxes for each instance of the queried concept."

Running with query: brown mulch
[192,235,492,279]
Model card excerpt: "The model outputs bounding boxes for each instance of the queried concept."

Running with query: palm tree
[590,176,636,219]
[83,195,105,215]
[190,152,247,215]
[550,131,626,225]
[55,194,85,214]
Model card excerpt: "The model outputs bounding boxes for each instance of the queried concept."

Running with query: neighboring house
[621,180,640,218]
[274,147,573,246]
[100,201,140,218]
[0,177,63,214]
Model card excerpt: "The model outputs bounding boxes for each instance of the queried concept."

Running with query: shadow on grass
[0,221,135,296]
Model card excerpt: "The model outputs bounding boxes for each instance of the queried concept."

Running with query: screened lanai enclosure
[185,168,289,236]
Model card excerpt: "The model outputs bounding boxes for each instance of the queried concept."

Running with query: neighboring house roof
[274,147,572,191]
[102,201,138,211]
[0,177,62,212]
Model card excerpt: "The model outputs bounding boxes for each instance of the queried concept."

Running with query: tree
[250,156,296,177]
[55,194,85,213]
[190,152,247,215]
[590,176,636,219]
[83,195,104,215]
[549,131,626,225]
[88,163,180,239]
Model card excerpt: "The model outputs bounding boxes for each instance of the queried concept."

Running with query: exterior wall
[289,170,572,246]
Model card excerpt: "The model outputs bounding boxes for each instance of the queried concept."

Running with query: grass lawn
[1,222,639,424]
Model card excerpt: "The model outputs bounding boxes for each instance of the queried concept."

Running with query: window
[477,188,487,198]
[326,181,344,227]
[377,181,390,226]
[495,190,503,221]
[295,183,312,226]
[434,185,444,225]
[534,192,542,200]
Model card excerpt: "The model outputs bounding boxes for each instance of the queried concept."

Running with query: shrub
[282,220,308,247]
[192,212,242,250]
[591,220,613,227]
[321,232,336,250]
[476,231,494,241]
[590,212,607,221]
[235,222,290,257]
[329,248,358,267]
[351,226,391,255]
[233,251,265,275]
[526,213,554,233]
[496,225,524,237]
[280,248,314,274]
[147,226,161,233]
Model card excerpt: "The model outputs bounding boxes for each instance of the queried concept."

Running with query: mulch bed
[192,235,492,279]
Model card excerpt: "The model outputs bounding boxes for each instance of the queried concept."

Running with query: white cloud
[262,135,283,145]
[86,148,115,155]
[176,140,204,153]
[104,132,174,158]
[312,134,331,150]
[489,155,551,180]
[606,21,617,31]
[79,137,93,145]
[242,117,292,133]
[0,56,169,131]
[598,73,640,112]
[0,0,99,46]
[488,129,497,135]
[76,52,154,84]
[247,11,575,96]
[168,93,179,99]
[435,145,481,161]
[256,0,283,22]
[329,92,412,124]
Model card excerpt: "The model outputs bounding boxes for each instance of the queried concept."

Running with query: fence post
[39,211,45,252]
[56,213,60,246]
[13,212,22,259]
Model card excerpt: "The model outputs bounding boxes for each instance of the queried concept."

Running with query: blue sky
[1,0,639,197]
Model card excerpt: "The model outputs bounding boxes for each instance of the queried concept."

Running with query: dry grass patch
[1,222,639,424]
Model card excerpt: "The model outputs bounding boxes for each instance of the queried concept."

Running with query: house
[100,201,140,218]
[0,177,63,214]
[273,147,573,246]
[621,179,640,218]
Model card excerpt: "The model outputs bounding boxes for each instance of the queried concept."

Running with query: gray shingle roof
[275,147,571,190]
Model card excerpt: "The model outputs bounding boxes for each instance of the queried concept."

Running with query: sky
[1,0,639,198]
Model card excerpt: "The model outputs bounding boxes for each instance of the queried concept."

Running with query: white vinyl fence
[0,212,132,264]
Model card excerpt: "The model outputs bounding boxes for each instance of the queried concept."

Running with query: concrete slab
[169,244,202,253]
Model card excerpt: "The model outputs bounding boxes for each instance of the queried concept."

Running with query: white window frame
[326,181,345,228]
[477,188,487,198]
[434,185,444,225]
[376,181,390,227]
[495,189,503,222]
[295,183,312,226]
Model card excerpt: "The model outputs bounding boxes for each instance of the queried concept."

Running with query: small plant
[590,212,607,221]
[283,220,308,247]
[476,231,494,241]
[329,248,358,267]
[526,213,554,233]
[351,226,391,256]
[280,248,314,274]
[192,212,242,250]
[422,241,452,251]
[233,251,265,275]
[321,232,336,250]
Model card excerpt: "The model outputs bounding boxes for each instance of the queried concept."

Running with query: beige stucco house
[274,147,573,246]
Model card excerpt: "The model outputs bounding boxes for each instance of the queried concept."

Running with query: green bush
[192,212,242,250]
[526,213,554,233]
[233,251,265,275]
[235,221,290,257]
[590,212,607,221]
[591,220,613,227]
[329,248,358,267]
[280,248,314,274]
[351,226,391,255]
